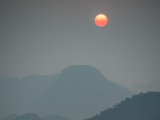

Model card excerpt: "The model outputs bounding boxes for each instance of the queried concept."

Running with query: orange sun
[95,14,108,27]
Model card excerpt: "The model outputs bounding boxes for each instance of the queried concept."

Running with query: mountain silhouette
[35,65,133,120]
[1,114,70,120]
[0,74,60,119]
[0,114,18,120]
[14,113,41,120]
[85,92,160,120]
[42,115,70,120]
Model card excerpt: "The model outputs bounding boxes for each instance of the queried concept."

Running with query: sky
[0,0,160,87]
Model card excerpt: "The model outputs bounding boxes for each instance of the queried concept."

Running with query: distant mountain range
[0,65,133,120]
[0,114,18,120]
[34,65,133,120]
[1,113,69,120]
[85,91,160,120]
[0,74,60,119]
[2,92,160,120]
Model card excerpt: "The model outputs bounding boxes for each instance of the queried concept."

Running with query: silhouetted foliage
[85,92,160,120]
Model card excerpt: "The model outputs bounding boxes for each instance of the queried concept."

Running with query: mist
[0,0,160,120]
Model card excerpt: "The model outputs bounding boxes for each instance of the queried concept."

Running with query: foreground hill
[85,92,160,120]
[35,65,133,120]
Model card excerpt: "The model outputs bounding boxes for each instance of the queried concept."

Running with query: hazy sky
[1,0,160,87]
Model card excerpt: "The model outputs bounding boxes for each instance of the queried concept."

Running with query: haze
[1,0,160,88]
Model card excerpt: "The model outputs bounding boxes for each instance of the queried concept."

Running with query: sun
[95,14,108,27]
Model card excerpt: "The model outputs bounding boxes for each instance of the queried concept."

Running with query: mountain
[0,114,18,120]
[1,114,70,120]
[0,74,60,119]
[35,65,133,120]
[42,115,70,120]
[14,113,41,120]
[0,75,10,82]
[85,92,160,120]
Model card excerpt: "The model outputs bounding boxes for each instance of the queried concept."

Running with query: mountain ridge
[0,74,60,119]
[35,65,133,120]
[85,91,160,120]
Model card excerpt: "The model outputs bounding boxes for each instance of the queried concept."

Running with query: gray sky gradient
[1,0,160,87]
